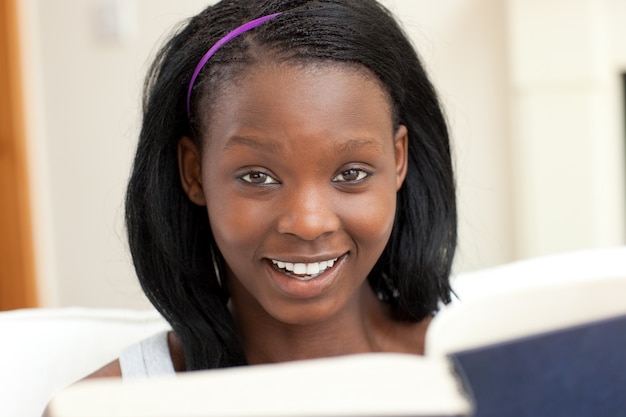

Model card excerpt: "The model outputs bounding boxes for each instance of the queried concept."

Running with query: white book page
[49,354,472,417]
[427,275,626,356]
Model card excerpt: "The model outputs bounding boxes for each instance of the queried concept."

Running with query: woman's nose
[276,185,340,241]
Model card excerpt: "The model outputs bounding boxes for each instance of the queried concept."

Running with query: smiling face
[179,63,408,328]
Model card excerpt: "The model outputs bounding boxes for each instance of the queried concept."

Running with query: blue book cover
[449,314,626,417]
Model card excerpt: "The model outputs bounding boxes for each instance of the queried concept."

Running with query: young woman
[87,0,456,377]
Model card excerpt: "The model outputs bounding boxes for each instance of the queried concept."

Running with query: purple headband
[186,12,282,117]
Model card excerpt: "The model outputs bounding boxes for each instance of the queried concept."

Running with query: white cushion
[0,307,169,417]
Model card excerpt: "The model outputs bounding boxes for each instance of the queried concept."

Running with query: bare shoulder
[81,358,122,380]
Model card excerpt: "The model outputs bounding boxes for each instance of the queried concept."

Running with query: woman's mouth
[270,257,339,281]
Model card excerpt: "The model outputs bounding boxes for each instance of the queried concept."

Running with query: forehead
[198,63,395,146]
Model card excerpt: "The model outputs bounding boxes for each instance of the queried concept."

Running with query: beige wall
[507,0,625,258]
[17,0,625,309]
[18,0,210,308]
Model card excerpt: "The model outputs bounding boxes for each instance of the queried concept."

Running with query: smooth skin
[81,63,431,379]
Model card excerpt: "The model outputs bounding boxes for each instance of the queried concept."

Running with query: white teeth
[306,263,320,275]
[271,257,339,278]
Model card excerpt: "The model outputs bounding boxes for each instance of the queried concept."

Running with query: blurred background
[1,0,624,310]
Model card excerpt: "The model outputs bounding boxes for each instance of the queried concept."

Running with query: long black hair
[126,0,456,371]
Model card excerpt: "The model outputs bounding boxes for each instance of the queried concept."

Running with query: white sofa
[3,246,626,417]
[0,308,170,417]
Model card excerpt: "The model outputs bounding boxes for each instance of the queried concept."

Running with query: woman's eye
[240,171,279,185]
[332,168,370,183]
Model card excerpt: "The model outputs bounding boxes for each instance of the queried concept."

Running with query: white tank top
[119,331,176,378]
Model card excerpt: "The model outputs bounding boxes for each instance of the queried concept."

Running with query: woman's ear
[178,136,207,206]
[394,125,409,191]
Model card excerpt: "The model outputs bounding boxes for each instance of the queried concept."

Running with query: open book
[48,275,626,417]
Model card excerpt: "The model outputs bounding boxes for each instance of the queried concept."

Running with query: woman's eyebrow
[223,135,384,154]
[223,135,285,155]
[333,137,385,154]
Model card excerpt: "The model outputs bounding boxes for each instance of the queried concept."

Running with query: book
[48,275,626,417]
[428,275,626,417]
